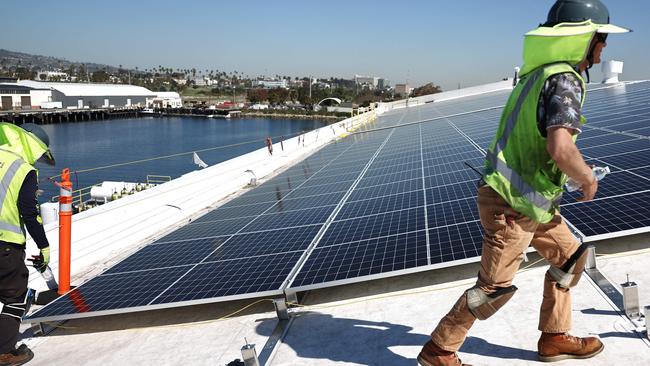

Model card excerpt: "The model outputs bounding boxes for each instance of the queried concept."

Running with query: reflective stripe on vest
[485,68,562,212]
[0,159,28,235]
[486,151,562,211]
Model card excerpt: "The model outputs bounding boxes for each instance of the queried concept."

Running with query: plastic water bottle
[40,266,59,290]
[565,166,611,192]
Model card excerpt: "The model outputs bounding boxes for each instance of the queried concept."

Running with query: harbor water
[36,116,326,202]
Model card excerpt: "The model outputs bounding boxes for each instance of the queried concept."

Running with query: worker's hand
[29,247,50,272]
[577,176,598,202]
[40,247,50,267]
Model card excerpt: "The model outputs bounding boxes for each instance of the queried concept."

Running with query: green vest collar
[0,123,51,165]
[520,21,598,77]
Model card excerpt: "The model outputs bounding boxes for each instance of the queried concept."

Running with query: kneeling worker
[418,1,630,365]
[0,123,55,365]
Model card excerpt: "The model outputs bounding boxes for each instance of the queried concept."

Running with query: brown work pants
[431,185,580,352]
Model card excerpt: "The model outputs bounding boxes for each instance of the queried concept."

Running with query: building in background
[355,75,379,89]
[394,83,411,97]
[146,92,183,109]
[0,84,34,110]
[36,71,70,81]
[0,83,56,110]
[252,79,288,89]
[17,80,155,109]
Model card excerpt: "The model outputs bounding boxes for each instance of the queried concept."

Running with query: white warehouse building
[146,92,183,109]
[0,83,57,110]
[17,80,156,109]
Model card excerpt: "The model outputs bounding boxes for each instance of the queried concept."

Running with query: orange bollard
[58,168,72,295]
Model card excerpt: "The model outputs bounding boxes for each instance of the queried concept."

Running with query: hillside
[0,48,121,73]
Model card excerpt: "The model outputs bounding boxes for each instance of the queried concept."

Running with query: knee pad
[466,285,518,320]
[548,243,589,289]
[0,289,35,320]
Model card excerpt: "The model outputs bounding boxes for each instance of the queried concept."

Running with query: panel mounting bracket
[273,298,289,320]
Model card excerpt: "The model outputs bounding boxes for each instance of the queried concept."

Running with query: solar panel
[631,166,650,179]
[561,191,650,240]
[556,82,650,239]
[290,230,428,288]
[288,81,650,291]
[26,135,373,321]
[28,80,650,322]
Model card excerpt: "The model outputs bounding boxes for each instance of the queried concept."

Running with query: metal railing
[146,175,172,185]
[50,185,98,206]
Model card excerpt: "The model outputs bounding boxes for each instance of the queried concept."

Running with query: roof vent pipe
[513,67,520,87]
[602,60,624,84]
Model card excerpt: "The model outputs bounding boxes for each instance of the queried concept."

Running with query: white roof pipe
[602,60,624,84]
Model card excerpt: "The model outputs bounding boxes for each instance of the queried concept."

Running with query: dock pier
[0,107,141,125]
[0,107,245,125]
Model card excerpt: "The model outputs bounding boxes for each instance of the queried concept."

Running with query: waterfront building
[0,84,34,110]
[0,83,55,110]
[146,92,183,109]
[17,80,155,109]
[250,103,269,110]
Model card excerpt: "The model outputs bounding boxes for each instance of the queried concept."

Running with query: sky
[1,0,648,91]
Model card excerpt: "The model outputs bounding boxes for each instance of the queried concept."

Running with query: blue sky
[1,0,648,90]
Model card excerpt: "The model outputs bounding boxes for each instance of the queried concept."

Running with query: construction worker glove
[41,247,50,266]
[35,247,50,271]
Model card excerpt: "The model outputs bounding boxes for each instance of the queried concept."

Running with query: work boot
[537,332,604,362]
[417,340,472,366]
[0,344,34,366]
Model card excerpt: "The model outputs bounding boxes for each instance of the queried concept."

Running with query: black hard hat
[545,0,609,25]
[20,123,55,165]
[544,0,631,33]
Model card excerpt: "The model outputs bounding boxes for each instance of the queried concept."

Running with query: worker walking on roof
[418,1,630,365]
[0,123,55,365]
[265,136,273,156]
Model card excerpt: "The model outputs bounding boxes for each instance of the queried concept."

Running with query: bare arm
[547,127,597,201]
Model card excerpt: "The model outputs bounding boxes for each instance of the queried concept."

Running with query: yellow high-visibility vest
[0,152,35,244]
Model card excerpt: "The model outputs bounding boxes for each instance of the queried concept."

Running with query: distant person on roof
[417,1,630,365]
[265,136,273,155]
[0,123,55,365]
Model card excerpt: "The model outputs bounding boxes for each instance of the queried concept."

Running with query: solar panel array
[28,81,650,322]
